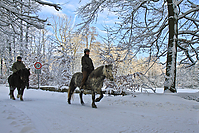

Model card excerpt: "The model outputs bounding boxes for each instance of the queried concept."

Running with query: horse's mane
[89,65,104,78]
[14,68,30,76]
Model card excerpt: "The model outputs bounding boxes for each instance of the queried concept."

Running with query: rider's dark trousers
[80,71,89,89]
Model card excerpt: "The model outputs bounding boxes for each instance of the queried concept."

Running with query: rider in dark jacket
[10,56,28,99]
[11,56,26,73]
[80,49,94,90]
[11,56,29,89]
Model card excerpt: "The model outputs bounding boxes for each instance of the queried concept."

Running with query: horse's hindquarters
[72,72,83,87]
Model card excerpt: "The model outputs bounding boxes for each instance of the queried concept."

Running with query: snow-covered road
[0,84,199,133]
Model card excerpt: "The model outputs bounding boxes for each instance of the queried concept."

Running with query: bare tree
[82,26,98,49]
[0,0,61,77]
[76,0,199,92]
[51,14,73,50]
[0,0,61,34]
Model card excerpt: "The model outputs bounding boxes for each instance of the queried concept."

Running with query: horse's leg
[95,91,104,102]
[68,85,76,104]
[17,87,21,98]
[16,87,24,101]
[20,87,25,101]
[10,87,15,100]
[79,90,84,105]
[92,91,97,108]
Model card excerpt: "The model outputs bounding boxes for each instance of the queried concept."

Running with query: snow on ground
[0,84,199,133]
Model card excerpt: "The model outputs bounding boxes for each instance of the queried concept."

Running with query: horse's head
[103,64,114,81]
[18,68,30,83]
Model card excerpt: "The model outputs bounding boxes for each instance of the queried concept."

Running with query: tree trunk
[164,0,178,93]
[20,0,23,56]
[0,58,2,77]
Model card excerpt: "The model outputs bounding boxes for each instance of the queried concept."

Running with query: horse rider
[11,56,26,73]
[11,56,29,89]
[80,49,94,90]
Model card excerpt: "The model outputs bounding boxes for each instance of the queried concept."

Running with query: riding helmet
[17,56,22,59]
[84,49,90,54]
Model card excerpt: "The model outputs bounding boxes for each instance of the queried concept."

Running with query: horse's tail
[8,75,14,89]
[68,76,76,95]
[68,72,83,104]
[68,75,77,104]
[68,85,74,99]
[67,87,71,100]
[8,75,12,85]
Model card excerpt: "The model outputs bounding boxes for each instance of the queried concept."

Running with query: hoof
[20,97,23,101]
[92,103,97,108]
[10,96,15,100]
[68,99,71,104]
[81,101,84,105]
[95,98,100,102]
[17,94,20,98]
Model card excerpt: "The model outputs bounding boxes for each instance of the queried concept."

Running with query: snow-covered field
[0,84,199,133]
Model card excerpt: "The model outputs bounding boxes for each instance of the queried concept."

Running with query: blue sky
[38,0,199,64]
[38,0,158,61]
[39,0,117,39]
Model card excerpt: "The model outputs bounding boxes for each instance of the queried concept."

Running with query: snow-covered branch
[0,0,61,33]
[34,0,61,11]
[178,6,199,20]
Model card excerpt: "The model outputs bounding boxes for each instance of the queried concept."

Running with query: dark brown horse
[68,64,114,108]
[8,68,30,101]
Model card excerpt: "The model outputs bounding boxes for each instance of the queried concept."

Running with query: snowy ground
[0,84,199,133]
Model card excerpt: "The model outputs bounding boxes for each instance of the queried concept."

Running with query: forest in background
[0,0,198,91]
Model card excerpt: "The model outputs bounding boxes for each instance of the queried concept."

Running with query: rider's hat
[84,49,90,54]
[17,56,22,59]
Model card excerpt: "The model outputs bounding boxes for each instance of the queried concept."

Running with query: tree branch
[34,0,62,11]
